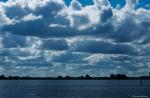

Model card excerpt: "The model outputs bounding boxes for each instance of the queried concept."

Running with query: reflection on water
[0,80,150,98]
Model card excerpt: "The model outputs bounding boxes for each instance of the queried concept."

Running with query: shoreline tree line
[0,73,150,80]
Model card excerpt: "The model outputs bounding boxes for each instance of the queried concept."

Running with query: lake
[0,80,150,98]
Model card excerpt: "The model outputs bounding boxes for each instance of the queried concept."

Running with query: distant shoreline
[1,74,150,80]
[0,78,150,80]
[0,79,150,80]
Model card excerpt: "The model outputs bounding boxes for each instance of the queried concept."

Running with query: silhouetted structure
[85,74,91,79]
[0,75,5,79]
[57,76,63,79]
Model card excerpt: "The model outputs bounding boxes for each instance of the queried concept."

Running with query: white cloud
[93,0,110,7]
[49,23,66,28]
[0,0,149,76]
[0,14,15,25]
[125,0,138,9]
[70,0,82,11]
[21,13,43,21]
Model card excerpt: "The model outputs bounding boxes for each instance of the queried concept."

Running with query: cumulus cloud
[21,13,43,21]
[0,0,149,76]
[70,0,82,10]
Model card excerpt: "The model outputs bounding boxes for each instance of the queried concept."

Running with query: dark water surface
[0,80,150,98]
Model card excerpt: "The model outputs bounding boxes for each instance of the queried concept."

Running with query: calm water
[0,80,150,98]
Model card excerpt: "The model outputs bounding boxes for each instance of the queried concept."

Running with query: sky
[0,0,150,77]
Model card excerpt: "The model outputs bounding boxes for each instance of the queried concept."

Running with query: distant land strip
[0,74,150,80]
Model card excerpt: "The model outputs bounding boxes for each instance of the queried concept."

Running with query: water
[0,80,150,98]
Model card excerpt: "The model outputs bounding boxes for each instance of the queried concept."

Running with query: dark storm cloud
[70,40,137,55]
[0,33,27,48]
[35,39,69,50]
[51,51,88,63]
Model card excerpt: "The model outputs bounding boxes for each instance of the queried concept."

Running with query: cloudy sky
[0,0,150,77]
